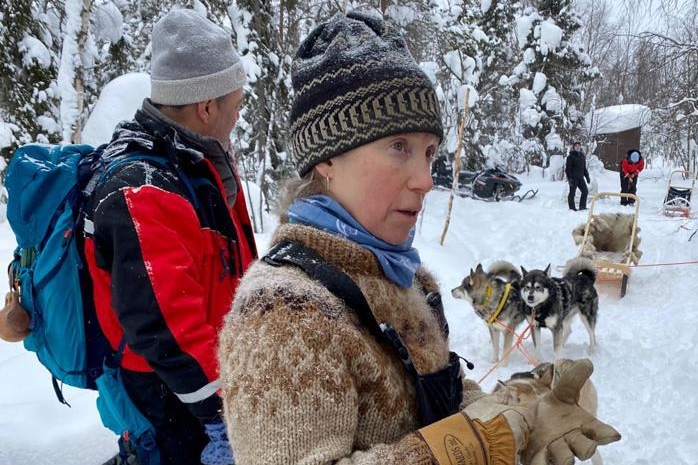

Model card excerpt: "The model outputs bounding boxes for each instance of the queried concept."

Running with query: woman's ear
[314,160,333,179]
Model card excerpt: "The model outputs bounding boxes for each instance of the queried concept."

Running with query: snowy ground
[1,164,697,464]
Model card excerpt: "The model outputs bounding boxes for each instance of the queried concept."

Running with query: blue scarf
[287,195,421,288]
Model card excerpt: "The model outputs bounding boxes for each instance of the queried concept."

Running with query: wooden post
[440,87,470,246]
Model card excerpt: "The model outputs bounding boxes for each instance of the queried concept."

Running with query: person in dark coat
[565,141,591,210]
[620,149,644,205]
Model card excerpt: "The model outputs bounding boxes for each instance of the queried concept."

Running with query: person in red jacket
[85,9,257,465]
[620,149,645,205]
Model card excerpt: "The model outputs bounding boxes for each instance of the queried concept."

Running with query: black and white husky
[520,258,598,359]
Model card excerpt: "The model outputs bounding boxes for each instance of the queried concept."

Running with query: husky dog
[492,360,603,465]
[452,261,526,365]
[520,258,598,359]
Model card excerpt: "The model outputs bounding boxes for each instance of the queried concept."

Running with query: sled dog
[452,262,526,365]
[520,258,598,359]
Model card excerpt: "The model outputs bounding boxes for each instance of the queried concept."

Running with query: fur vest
[218,223,484,464]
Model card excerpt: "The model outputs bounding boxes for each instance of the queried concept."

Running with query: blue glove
[201,419,234,465]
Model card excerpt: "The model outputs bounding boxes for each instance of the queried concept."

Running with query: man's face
[574,144,581,150]
[206,89,245,149]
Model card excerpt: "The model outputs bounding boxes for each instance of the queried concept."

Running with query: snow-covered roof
[586,104,652,135]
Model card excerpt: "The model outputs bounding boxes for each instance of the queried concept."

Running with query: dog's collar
[484,282,513,324]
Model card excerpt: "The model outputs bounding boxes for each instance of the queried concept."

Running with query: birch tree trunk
[58,0,92,144]
[440,87,470,246]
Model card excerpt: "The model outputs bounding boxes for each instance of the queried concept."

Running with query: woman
[620,149,644,205]
[218,12,620,465]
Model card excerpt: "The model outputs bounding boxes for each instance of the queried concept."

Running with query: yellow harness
[483,282,513,325]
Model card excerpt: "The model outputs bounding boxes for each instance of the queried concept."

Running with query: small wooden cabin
[586,105,651,171]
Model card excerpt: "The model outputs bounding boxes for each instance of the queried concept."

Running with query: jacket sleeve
[637,158,645,173]
[94,175,222,419]
[565,155,572,178]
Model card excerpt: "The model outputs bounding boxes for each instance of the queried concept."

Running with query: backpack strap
[263,240,384,342]
[82,152,200,237]
[263,240,422,377]
[263,240,468,425]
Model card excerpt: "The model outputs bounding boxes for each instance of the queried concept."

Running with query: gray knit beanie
[151,9,246,105]
[290,11,443,177]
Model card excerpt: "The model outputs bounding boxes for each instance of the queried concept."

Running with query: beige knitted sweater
[218,223,484,464]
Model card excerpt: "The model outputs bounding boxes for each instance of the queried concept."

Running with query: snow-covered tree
[512,0,598,166]
[0,0,132,160]
[231,0,295,230]
[0,0,58,160]
[430,1,485,171]
[476,0,523,171]
[93,0,157,91]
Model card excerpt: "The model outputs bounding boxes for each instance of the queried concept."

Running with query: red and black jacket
[84,103,257,418]
[621,151,645,178]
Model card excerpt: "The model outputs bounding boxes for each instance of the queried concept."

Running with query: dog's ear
[538,363,554,388]
[520,266,528,276]
[544,264,552,276]
[493,380,507,392]
[475,263,484,274]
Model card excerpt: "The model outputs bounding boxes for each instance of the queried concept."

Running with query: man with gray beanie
[87,8,256,465]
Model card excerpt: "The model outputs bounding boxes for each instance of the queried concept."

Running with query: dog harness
[484,282,513,324]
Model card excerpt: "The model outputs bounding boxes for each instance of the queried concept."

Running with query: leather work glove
[521,359,621,465]
[201,418,234,465]
[417,396,531,464]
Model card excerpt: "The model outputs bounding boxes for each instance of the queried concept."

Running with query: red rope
[477,317,539,384]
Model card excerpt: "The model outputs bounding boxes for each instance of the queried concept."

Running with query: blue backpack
[6,143,111,397]
[6,143,165,464]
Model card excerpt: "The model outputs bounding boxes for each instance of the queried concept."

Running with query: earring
[325,176,331,191]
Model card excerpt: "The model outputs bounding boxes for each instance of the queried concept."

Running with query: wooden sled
[572,192,641,298]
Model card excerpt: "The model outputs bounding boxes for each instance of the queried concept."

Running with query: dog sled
[663,169,695,217]
[572,192,642,297]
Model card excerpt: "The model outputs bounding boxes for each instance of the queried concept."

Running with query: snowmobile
[432,160,537,202]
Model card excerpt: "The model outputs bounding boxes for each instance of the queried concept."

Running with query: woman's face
[318,132,439,245]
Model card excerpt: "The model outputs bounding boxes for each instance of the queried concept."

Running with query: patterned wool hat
[150,9,246,105]
[290,11,443,176]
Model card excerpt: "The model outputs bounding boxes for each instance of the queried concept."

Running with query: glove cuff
[416,412,517,465]
[204,419,228,439]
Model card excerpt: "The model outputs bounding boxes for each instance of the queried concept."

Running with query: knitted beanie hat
[290,11,443,177]
[150,9,246,105]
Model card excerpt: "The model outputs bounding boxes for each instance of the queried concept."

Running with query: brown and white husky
[452,261,526,365]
